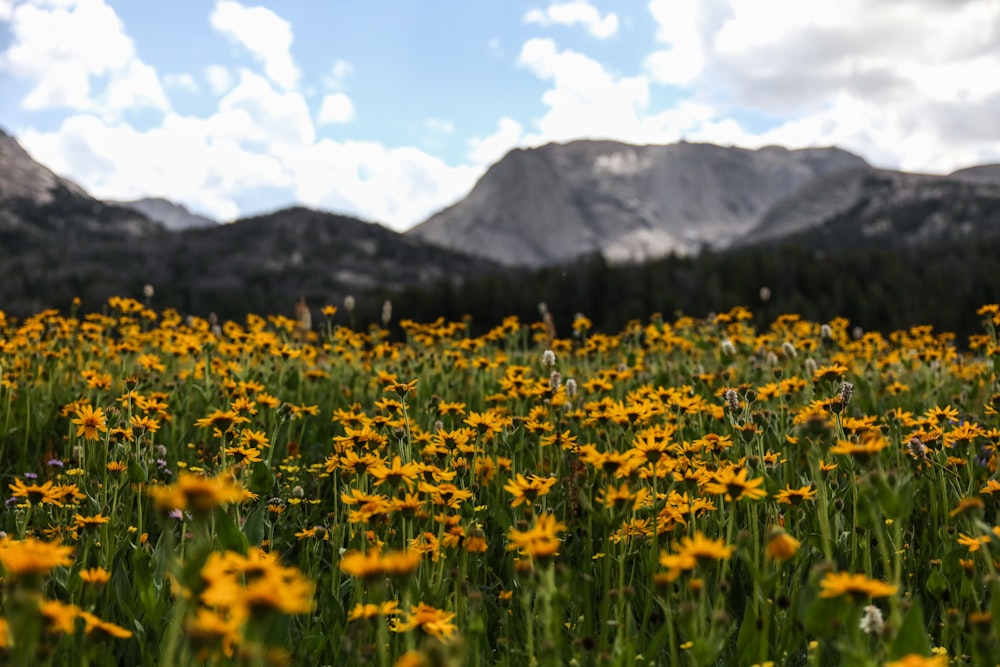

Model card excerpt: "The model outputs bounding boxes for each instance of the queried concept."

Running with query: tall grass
[0,298,998,666]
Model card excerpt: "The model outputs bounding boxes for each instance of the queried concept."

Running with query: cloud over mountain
[2,0,998,232]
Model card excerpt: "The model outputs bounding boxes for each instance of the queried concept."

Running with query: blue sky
[1,0,999,230]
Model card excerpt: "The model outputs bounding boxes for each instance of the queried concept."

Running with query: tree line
[358,235,1000,344]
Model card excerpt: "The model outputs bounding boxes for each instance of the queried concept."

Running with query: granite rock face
[0,128,88,204]
[407,140,869,266]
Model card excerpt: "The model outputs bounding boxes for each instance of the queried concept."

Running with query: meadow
[1,296,999,666]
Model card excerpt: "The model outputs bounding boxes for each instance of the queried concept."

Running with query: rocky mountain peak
[0,127,87,204]
[407,140,869,266]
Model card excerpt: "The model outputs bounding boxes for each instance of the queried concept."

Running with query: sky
[1,0,999,231]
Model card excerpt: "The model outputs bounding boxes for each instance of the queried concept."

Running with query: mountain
[740,167,1000,250]
[0,205,501,319]
[112,197,217,230]
[5,122,1000,325]
[0,128,162,247]
[0,127,88,202]
[950,164,1000,185]
[0,128,498,318]
[407,140,869,266]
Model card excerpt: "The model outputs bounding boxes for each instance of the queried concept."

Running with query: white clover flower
[859,605,884,636]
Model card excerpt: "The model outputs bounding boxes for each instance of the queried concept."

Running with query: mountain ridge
[742,167,1000,250]
[3,126,1000,320]
[407,140,870,266]
[111,197,218,230]
[0,127,163,246]
[0,127,88,203]
[0,131,502,319]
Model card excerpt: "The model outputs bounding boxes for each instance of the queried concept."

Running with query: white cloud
[210,0,299,90]
[11,0,1000,236]
[643,0,704,85]
[163,72,199,93]
[524,1,619,39]
[719,92,1000,175]
[16,66,322,221]
[204,65,233,95]
[707,0,1000,111]
[691,0,1000,171]
[16,66,477,230]
[1,0,167,114]
[468,117,524,165]
[278,140,480,229]
[510,0,1000,176]
[104,60,169,112]
[517,38,654,144]
[21,115,255,221]
[0,0,14,21]
[517,37,559,77]
[317,92,355,125]
[216,69,315,146]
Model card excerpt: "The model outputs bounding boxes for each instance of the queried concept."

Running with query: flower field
[2,297,1000,666]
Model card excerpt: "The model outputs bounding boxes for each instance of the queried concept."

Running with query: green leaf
[250,460,277,495]
[735,599,762,665]
[50,559,71,596]
[889,602,932,659]
[110,550,135,619]
[131,545,171,628]
[242,501,266,547]
[127,457,148,484]
[925,568,948,597]
[800,595,850,639]
[869,471,915,521]
[178,538,216,593]
[644,605,674,662]
[151,529,174,579]
[689,637,724,667]
[214,507,250,553]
